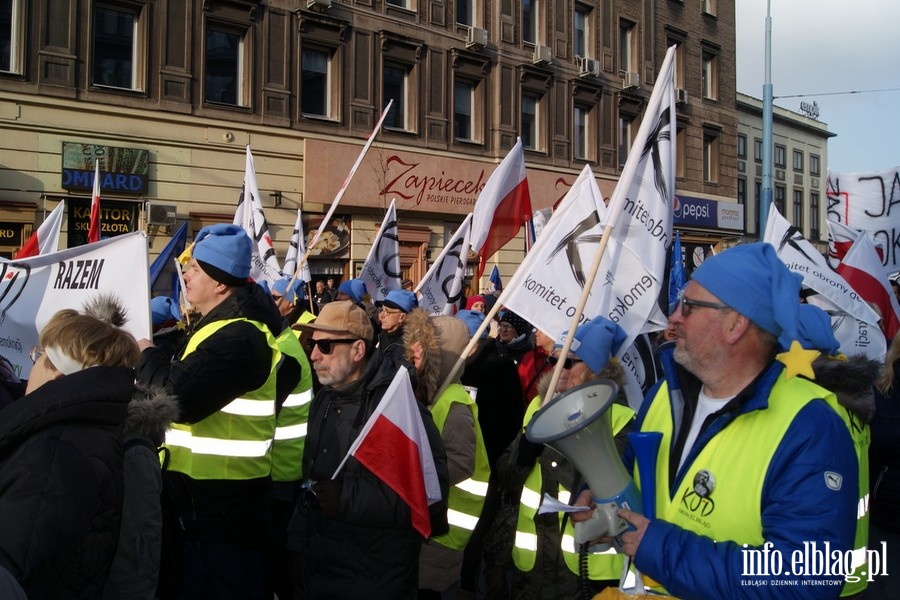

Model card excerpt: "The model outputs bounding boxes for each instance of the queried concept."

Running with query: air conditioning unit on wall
[622,71,640,89]
[466,26,488,49]
[307,0,331,10]
[146,202,177,227]
[532,44,552,65]
[676,88,689,104]
[576,56,600,78]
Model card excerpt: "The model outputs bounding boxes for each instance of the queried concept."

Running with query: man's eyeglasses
[676,289,730,318]
[379,307,403,316]
[305,338,359,355]
[29,346,43,364]
[547,354,583,369]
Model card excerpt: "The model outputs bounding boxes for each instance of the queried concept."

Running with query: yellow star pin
[776,340,820,380]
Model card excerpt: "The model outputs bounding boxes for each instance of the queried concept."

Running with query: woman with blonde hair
[0,295,175,599]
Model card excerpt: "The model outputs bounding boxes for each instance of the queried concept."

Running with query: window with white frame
[457,0,473,25]
[521,92,541,151]
[574,6,590,58]
[454,78,476,141]
[205,24,248,106]
[0,0,23,74]
[93,3,145,90]
[384,63,412,131]
[703,131,719,183]
[301,47,335,118]
[701,48,718,100]
[574,104,592,161]
[523,0,537,44]
[619,21,635,73]
[618,112,635,167]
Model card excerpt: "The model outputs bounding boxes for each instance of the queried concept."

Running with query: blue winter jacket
[623,345,858,599]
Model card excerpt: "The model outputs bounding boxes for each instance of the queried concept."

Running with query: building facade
[0,0,739,289]
[736,92,833,246]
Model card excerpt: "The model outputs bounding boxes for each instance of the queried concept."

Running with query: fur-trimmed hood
[403,309,470,405]
[124,382,179,447]
[811,354,879,424]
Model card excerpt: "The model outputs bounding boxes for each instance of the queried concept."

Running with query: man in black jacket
[137,224,283,599]
[288,301,449,599]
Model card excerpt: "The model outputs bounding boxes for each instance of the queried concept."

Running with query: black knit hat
[499,310,531,336]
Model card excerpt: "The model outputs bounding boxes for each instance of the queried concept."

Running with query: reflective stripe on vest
[271,328,314,482]
[512,397,633,580]
[165,318,280,480]
[640,373,853,594]
[429,383,491,551]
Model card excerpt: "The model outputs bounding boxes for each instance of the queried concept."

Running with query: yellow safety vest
[429,383,491,550]
[513,397,634,580]
[165,318,280,480]
[638,373,856,592]
[271,328,314,482]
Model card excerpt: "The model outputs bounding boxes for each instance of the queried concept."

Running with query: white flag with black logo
[282,208,312,283]
[360,199,402,302]
[417,214,472,315]
[233,145,282,285]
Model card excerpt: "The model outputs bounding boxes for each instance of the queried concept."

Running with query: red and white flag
[88,160,101,243]
[334,366,442,539]
[827,219,886,272]
[836,233,900,340]
[470,138,532,278]
[15,201,65,259]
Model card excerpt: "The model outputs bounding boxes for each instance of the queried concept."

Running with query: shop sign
[65,198,139,247]
[60,142,150,195]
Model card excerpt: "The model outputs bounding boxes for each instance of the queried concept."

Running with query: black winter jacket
[0,366,134,599]
[871,371,900,534]
[287,352,450,599]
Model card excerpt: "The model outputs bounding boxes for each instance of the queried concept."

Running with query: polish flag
[836,233,900,339]
[827,219,885,270]
[470,138,532,278]
[16,201,65,259]
[334,366,442,538]
[88,160,101,243]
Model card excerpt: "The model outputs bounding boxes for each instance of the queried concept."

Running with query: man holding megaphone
[574,243,859,598]
[497,317,636,598]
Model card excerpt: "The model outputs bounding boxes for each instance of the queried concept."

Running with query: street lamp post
[760,0,774,237]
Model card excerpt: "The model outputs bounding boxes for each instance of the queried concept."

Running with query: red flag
[827,219,884,268]
[88,160,101,243]
[16,201,65,259]
[470,138,532,278]
[836,234,900,339]
[338,367,442,538]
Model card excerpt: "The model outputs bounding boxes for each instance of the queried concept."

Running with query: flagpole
[284,100,393,296]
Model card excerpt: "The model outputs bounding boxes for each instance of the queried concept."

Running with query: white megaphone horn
[525,379,640,542]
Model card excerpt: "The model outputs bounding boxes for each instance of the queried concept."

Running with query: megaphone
[525,379,640,542]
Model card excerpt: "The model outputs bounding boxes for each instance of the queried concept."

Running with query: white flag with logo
[0,232,151,381]
[417,214,472,315]
[501,46,675,355]
[282,208,312,283]
[763,204,884,360]
[360,199,402,302]
[233,145,282,285]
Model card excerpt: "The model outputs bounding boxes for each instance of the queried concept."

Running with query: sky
[734,0,900,174]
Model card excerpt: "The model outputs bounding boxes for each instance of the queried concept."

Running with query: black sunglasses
[675,289,730,318]
[306,337,359,355]
[547,355,583,369]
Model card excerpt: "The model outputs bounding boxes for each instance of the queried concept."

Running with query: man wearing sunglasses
[575,243,858,597]
[288,301,449,598]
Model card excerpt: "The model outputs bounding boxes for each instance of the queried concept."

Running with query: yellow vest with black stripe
[638,373,850,563]
[512,397,634,580]
[165,318,280,480]
[271,328,314,482]
[429,383,491,551]
[820,396,870,597]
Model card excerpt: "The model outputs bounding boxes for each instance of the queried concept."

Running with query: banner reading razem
[0,231,151,381]
[826,166,900,273]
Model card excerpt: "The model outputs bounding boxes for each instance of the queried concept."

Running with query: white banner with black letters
[360,199,402,302]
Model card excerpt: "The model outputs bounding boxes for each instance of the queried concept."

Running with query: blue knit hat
[272,276,306,304]
[192,224,252,284]
[691,243,802,350]
[338,278,367,303]
[150,296,181,325]
[796,304,840,355]
[377,289,417,313]
[555,317,627,374]
[457,309,488,339]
